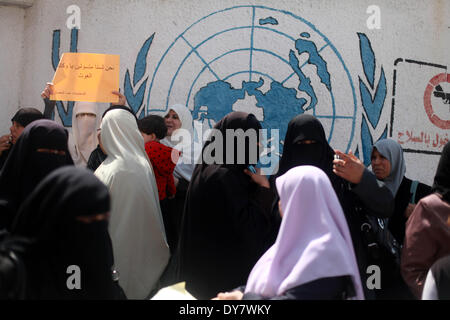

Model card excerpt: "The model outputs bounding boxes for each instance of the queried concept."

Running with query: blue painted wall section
[361,115,373,165]
[358,32,388,165]
[359,68,386,128]
[295,34,331,92]
[192,29,332,147]
[259,17,278,25]
[358,33,376,88]
[124,34,154,119]
[51,28,79,126]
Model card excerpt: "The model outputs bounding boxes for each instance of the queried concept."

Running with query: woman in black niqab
[176,112,278,299]
[0,120,74,230]
[277,114,335,180]
[11,166,123,299]
[274,114,395,299]
[268,114,338,249]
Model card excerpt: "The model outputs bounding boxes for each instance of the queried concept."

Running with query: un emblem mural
[52,5,392,169]
[146,5,357,157]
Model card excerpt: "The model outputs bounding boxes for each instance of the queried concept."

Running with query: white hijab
[94,109,170,299]
[245,166,364,300]
[160,104,201,181]
[68,101,101,167]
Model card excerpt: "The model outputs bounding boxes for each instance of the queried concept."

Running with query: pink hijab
[245,165,364,299]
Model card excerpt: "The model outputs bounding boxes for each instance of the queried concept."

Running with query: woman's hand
[0,134,12,154]
[41,82,54,99]
[212,290,244,300]
[333,150,365,184]
[112,90,127,106]
[244,167,270,189]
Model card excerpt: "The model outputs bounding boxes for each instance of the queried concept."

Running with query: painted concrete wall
[0,5,25,134]
[1,0,449,185]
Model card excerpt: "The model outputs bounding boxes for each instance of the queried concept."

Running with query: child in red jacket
[138,115,180,201]
[138,115,180,252]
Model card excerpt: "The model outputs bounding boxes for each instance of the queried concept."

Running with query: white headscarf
[94,109,170,299]
[372,139,406,196]
[160,104,201,181]
[68,101,101,167]
[245,166,364,300]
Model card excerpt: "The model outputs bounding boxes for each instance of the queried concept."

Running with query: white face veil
[69,102,101,166]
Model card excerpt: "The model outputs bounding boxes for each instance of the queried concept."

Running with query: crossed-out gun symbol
[433,85,450,105]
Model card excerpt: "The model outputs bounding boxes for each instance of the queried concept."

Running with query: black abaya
[177,112,278,299]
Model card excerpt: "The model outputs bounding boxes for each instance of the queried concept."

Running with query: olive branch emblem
[124,34,155,118]
[357,33,388,165]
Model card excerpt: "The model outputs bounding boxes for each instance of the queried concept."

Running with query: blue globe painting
[147,5,357,166]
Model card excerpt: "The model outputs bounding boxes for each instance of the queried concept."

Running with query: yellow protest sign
[50,52,120,103]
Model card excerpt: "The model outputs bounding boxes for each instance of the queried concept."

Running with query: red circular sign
[423,73,450,129]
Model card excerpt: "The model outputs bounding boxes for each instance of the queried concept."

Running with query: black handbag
[360,215,402,272]
[0,230,32,300]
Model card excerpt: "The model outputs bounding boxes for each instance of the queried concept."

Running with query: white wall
[0,4,25,132]
[1,0,449,184]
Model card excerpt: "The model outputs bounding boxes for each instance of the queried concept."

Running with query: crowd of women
[0,84,449,300]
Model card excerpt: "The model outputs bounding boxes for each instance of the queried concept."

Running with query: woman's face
[76,112,96,119]
[10,121,25,144]
[76,212,110,224]
[371,148,391,180]
[164,110,182,136]
[296,139,317,145]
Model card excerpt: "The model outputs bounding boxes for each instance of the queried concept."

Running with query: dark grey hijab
[372,139,406,196]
